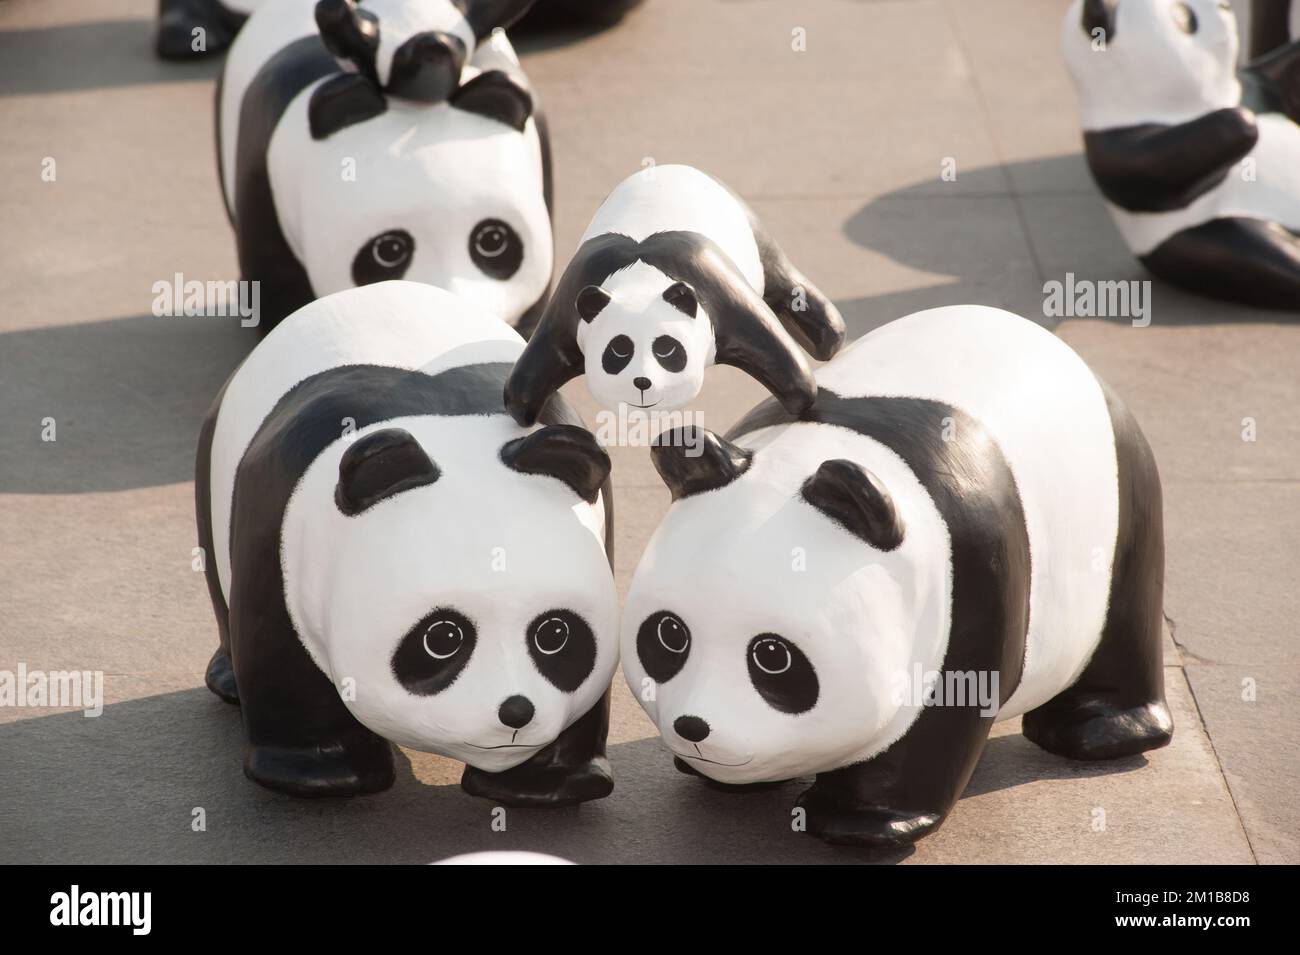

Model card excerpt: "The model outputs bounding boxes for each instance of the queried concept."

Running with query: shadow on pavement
[0,19,221,96]
[0,313,252,494]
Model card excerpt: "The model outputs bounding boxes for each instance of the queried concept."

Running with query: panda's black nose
[633,376,652,392]
[498,695,534,729]
[674,715,710,742]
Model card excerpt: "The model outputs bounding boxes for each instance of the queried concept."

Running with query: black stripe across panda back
[1061,0,1300,310]
[218,0,554,333]
[622,305,1171,848]
[504,164,846,426]
[196,281,619,805]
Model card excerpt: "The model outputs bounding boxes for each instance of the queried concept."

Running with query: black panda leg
[156,0,245,60]
[1140,218,1300,311]
[1022,383,1173,761]
[796,705,995,848]
[195,382,240,705]
[460,688,614,807]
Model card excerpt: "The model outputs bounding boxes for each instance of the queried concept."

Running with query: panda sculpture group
[219,0,554,333]
[196,281,618,805]
[1062,0,1300,309]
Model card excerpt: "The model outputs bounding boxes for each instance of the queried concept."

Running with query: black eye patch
[526,609,597,693]
[352,229,414,286]
[652,335,687,373]
[392,608,476,696]
[636,611,690,683]
[746,633,818,714]
[602,334,634,375]
[469,218,523,280]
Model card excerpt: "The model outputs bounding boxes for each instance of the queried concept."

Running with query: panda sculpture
[1249,0,1300,59]
[1062,0,1300,309]
[196,281,618,805]
[218,0,553,333]
[504,164,846,427]
[622,305,1172,848]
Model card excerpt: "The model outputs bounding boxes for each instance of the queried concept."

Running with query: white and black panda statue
[1062,0,1300,309]
[218,0,553,333]
[622,305,1172,848]
[504,164,845,426]
[195,281,618,805]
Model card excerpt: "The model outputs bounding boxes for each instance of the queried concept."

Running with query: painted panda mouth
[464,741,537,750]
[671,749,754,768]
[629,400,660,409]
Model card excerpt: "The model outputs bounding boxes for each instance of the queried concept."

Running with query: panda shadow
[0,312,255,493]
[510,0,646,49]
[960,730,1151,800]
[0,18,222,97]
[835,154,1285,338]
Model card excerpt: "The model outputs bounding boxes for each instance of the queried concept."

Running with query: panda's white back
[207,281,523,603]
[580,165,765,293]
[815,306,1120,718]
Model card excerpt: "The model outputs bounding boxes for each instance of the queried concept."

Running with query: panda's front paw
[461,756,614,808]
[244,734,395,798]
[796,787,943,848]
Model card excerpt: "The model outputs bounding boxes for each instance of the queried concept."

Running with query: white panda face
[620,429,952,783]
[268,96,552,328]
[1062,0,1241,128]
[282,415,617,773]
[573,262,716,413]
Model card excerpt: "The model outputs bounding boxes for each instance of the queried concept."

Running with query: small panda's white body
[579,165,766,292]
[1062,0,1300,255]
[199,282,618,796]
[622,306,1120,783]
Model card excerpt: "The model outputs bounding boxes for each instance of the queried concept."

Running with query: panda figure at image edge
[503,164,847,426]
[196,281,618,805]
[218,0,554,335]
[1062,0,1300,309]
[622,305,1171,848]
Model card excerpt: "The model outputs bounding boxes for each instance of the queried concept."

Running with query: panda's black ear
[450,69,533,132]
[388,31,468,103]
[651,427,752,501]
[1082,0,1119,40]
[801,459,904,551]
[309,73,387,140]
[315,0,380,83]
[336,429,440,516]
[662,281,697,318]
[501,425,610,504]
[576,285,611,323]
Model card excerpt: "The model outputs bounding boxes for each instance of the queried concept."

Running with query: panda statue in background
[622,305,1172,848]
[1248,0,1300,59]
[1061,0,1300,310]
[196,281,619,805]
[218,0,554,334]
[504,164,845,427]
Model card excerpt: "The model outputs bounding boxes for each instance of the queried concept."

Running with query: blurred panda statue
[1249,0,1299,58]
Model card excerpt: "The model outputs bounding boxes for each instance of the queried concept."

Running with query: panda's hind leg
[1022,383,1173,761]
[1140,218,1300,311]
[461,688,614,807]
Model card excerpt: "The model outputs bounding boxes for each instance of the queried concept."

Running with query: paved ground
[0,0,1294,864]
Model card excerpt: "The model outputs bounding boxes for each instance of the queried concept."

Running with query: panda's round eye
[746,633,818,715]
[1171,2,1198,34]
[352,229,415,285]
[393,608,476,697]
[751,637,791,674]
[532,616,569,655]
[638,611,690,683]
[526,609,596,692]
[423,619,465,659]
[657,614,689,653]
[469,218,523,280]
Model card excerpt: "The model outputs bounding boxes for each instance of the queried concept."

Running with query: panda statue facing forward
[219,0,553,333]
[504,164,845,426]
[196,281,618,805]
[622,305,1172,848]
[1062,0,1300,309]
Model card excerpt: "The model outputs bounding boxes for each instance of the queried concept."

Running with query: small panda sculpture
[1062,0,1300,309]
[196,281,618,805]
[504,165,846,426]
[219,0,553,333]
[622,305,1172,848]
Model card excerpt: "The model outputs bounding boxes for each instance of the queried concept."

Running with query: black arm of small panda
[1083,108,1259,213]
[1242,38,1300,124]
